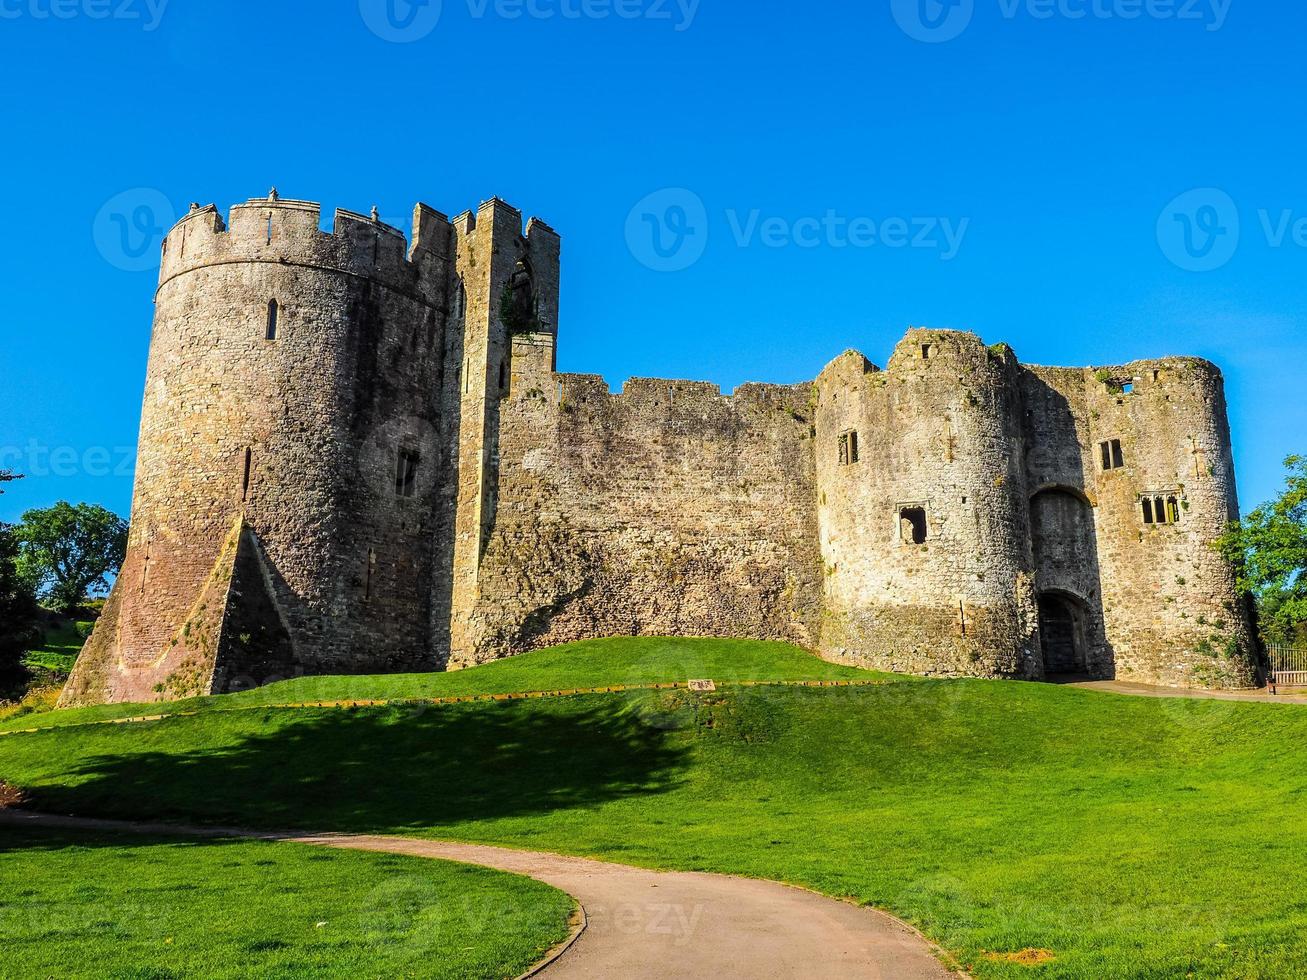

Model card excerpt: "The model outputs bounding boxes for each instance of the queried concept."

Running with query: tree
[0,471,40,680]
[1216,456,1307,645]
[16,502,128,615]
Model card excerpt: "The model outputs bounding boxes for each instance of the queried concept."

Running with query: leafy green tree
[0,471,40,679]
[1217,456,1307,645]
[16,501,128,616]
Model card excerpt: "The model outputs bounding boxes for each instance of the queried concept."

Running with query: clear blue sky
[1,0,1304,524]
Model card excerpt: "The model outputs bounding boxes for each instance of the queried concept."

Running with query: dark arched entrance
[1037,592,1086,676]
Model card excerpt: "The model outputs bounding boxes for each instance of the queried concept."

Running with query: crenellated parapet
[159,193,458,307]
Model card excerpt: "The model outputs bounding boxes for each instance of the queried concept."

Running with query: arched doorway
[1037,592,1086,676]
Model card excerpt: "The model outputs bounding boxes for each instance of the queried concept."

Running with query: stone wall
[451,372,824,666]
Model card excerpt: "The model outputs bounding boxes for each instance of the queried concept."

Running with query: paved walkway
[1068,679,1307,705]
[0,811,959,980]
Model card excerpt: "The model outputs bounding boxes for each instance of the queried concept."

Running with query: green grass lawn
[21,614,92,674]
[2,638,1305,977]
[0,823,573,979]
[0,636,888,733]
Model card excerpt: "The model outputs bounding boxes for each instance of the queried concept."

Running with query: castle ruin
[61,192,1260,706]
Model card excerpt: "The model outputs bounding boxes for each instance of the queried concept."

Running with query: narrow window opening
[1167,496,1181,524]
[1152,369,1161,382]
[1154,496,1167,524]
[900,507,928,545]
[1100,442,1112,471]
[1142,498,1155,524]
[959,600,967,637]
[498,360,507,392]
[365,549,376,601]
[241,448,253,501]
[396,448,420,498]
[838,430,859,465]
[1112,439,1124,469]
[266,300,279,341]
[922,343,934,360]
[463,359,470,394]
[266,213,273,245]
[140,540,152,595]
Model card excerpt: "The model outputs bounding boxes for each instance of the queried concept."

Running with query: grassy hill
[21,613,92,675]
[0,636,887,733]
[2,637,1305,977]
[0,823,573,979]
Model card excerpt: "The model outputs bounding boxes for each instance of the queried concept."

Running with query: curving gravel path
[1,811,959,979]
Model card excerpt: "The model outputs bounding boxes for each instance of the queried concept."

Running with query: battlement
[448,197,559,245]
[552,374,811,419]
[159,192,557,305]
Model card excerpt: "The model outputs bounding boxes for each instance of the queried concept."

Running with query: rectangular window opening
[1142,498,1155,524]
[838,430,859,465]
[900,506,928,545]
[395,448,420,498]
[266,300,279,341]
[241,448,253,501]
[1101,439,1125,471]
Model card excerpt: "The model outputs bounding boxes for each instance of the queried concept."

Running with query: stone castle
[62,191,1260,706]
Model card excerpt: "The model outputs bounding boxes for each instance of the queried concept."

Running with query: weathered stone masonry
[61,192,1259,706]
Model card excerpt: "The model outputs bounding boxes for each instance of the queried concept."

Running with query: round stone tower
[815,330,1040,678]
[1083,356,1258,687]
[62,193,457,705]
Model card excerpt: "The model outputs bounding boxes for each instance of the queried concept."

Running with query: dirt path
[0,811,959,980]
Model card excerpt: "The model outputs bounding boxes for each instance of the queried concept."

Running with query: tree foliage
[16,501,128,616]
[1216,456,1307,644]
[0,470,40,678]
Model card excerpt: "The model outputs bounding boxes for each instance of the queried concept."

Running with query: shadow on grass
[20,699,690,833]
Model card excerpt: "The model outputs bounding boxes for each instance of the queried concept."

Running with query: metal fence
[1269,645,1307,689]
